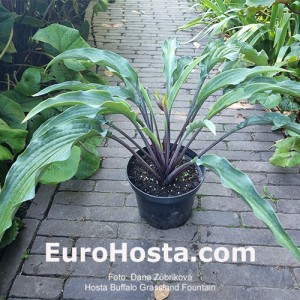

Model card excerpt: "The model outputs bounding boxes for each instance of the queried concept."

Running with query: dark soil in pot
[128,156,200,197]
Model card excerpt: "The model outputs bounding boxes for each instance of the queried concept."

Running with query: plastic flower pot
[127,147,206,229]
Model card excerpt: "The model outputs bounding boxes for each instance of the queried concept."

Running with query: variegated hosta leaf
[196,154,300,261]
[0,118,103,242]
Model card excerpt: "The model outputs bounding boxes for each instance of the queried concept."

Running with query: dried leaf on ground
[154,284,170,300]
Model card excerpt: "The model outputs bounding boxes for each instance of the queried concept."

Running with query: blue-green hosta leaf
[33,81,136,103]
[207,78,300,119]
[0,118,103,242]
[32,24,89,53]
[183,119,216,139]
[270,136,300,167]
[47,48,140,94]
[23,90,115,122]
[32,106,103,140]
[162,38,179,98]
[196,154,300,261]
[196,66,285,111]
[168,53,210,111]
[39,146,81,184]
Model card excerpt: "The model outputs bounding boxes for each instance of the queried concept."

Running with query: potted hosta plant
[0,38,300,260]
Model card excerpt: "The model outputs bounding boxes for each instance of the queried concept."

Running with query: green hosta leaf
[81,70,107,85]
[246,0,276,7]
[0,117,103,243]
[196,154,300,261]
[0,94,25,129]
[99,101,139,124]
[183,119,216,139]
[15,68,42,96]
[63,59,87,72]
[0,145,13,161]
[251,93,282,109]
[75,136,103,179]
[162,38,179,98]
[50,61,80,83]
[140,127,162,149]
[0,217,22,249]
[32,24,89,53]
[39,146,81,184]
[0,127,27,155]
[173,56,193,83]
[93,0,109,14]
[270,136,300,167]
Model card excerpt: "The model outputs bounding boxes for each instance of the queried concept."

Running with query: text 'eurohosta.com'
[45,243,255,263]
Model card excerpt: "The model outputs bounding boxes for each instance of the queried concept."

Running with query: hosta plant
[1,38,300,260]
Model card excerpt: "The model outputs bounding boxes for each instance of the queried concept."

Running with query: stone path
[1,0,300,299]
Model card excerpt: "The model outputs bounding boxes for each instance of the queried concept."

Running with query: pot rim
[126,147,206,200]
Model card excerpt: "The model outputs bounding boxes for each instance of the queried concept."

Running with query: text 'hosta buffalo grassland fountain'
[1,37,300,261]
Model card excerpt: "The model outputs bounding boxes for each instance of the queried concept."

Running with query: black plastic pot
[127,147,205,229]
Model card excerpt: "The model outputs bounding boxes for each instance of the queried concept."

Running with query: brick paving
[1,0,300,299]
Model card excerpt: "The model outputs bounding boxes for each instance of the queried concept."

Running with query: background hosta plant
[183,0,300,167]
[1,38,300,261]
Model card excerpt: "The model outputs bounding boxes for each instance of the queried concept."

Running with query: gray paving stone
[294,268,300,285]
[22,255,70,276]
[31,236,73,254]
[70,258,110,277]
[277,200,300,213]
[59,180,95,191]
[248,287,300,300]
[75,238,157,255]
[0,219,40,299]
[119,223,199,242]
[63,278,153,300]
[9,275,63,299]
[241,212,300,229]
[26,185,56,220]
[95,180,132,193]
[201,196,251,212]
[166,285,248,300]
[200,227,278,246]
[53,191,126,207]
[112,261,199,281]
[38,220,118,238]
[201,263,293,288]
[47,204,141,222]
[191,211,240,226]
